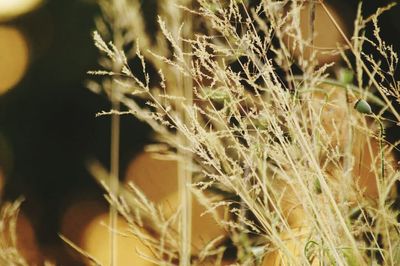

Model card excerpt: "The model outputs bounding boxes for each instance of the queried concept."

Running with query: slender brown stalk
[109,94,120,266]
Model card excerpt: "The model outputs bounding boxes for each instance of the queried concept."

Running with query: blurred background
[0,0,399,265]
[0,0,151,264]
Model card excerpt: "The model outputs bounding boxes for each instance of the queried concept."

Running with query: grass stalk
[109,94,120,266]
[179,1,193,265]
[86,1,400,264]
[319,0,400,122]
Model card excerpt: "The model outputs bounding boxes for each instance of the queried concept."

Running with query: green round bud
[354,99,372,114]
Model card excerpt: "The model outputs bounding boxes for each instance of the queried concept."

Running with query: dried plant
[86,0,400,265]
[0,199,29,266]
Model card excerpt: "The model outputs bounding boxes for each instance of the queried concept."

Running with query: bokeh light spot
[288,3,347,64]
[0,26,29,95]
[0,0,43,21]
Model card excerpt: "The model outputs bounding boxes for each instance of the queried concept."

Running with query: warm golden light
[60,200,106,245]
[0,0,43,21]
[0,26,29,94]
[82,213,155,266]
[60,200,154,265]
[125,152,178,203]
[290,3,347,64]
[125,151,227,253]
[262,228,319,266]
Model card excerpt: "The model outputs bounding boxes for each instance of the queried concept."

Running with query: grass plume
[85,1,400,265]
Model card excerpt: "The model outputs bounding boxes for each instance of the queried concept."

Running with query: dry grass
[0,199,29,266]
[86,0,400,265]
[3,0,399,265]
